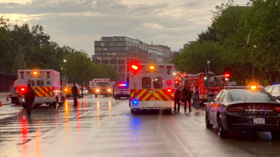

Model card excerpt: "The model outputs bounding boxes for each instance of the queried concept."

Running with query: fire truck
[185,72,228,102]
[89,78,112,97]
[129,64,175,114]
[17,70,65,108]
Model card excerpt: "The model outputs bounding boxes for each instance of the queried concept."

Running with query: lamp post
[63,59,67,85]
[207,60,210,97]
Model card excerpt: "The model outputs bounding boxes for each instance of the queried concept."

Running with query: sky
[0,0,247,56]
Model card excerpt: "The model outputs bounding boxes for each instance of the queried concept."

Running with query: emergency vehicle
[17,70,65,108]
[63,83,83,99]
[185,72,228,101]
[129,64,175,113]
[89,78,112,97]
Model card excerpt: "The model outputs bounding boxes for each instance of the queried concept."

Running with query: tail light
[127,89,130,92]
[274,107,280,112]
[167,89,172,92]
[114,89,116,92]
[19,87,26,93]
[227,106,244,112]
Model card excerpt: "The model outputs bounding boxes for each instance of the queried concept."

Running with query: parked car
[205,86,280,138]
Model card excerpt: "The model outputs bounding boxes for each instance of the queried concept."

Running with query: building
[92,36,150,80]
[149,45,172,63]
[148,46,163,63]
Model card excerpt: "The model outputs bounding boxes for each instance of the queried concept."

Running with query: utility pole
[18,45,22,69]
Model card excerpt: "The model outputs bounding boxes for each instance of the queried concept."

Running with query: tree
[171,41,228,74]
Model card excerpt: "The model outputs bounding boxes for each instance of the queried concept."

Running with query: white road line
[167,125,194,157]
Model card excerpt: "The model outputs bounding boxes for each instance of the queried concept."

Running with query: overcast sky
[0,0,247,56]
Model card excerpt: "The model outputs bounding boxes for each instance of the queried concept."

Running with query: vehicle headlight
[108,89,111,92]
[96,89,100,92]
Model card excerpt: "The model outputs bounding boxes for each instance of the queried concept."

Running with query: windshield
[96,82,110,87]
[229,90,274,102]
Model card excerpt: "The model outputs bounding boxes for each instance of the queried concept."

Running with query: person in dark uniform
[182,85,192,113]
[71,83,78,106]
[174,86,182,112]
[187,86,192,112]
[25,84,35,118]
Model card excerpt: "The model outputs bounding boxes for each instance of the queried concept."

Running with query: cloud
[0,0,248,55]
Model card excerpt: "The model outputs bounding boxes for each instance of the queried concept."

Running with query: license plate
[254,118,265,124]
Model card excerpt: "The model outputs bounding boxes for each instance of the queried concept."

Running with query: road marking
[167,125,194,157]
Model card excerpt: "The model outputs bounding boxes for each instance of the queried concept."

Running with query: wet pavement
[0,95,280,157]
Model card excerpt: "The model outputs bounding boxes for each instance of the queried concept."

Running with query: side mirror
[207,97,214,102]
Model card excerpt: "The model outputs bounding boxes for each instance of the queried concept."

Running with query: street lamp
[207,60,210,97]
[64,59,67,85]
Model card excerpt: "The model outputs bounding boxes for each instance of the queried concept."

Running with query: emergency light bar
[119,84,127,86]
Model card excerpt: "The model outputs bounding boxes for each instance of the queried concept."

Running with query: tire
[205,111,213,129]
[51,101,57,108]
[59,97,65,106]
[164,109,172,114]
[22,103,27,109]
[218,116,228,138]
[271,130,280,138]
[131,109,135,114]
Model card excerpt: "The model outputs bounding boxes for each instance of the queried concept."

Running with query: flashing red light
[119,84,127,86]
[224,73,230,78]
[131,65,138,70]
[20,87,26,92]
[167,89,172,92]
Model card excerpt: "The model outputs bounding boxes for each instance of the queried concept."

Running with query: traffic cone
[0,101,2,107]
[6,94,9,101]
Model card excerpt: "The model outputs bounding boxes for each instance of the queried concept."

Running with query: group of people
[174,85,200,113]
[23,83,80,119]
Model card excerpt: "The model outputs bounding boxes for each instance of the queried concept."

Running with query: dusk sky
[0,0,247,56]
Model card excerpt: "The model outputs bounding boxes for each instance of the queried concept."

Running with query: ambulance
[129,64,175,114]
[89,78,112,97]
[17,70,65,108]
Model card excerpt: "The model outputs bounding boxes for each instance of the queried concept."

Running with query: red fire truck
[185,72,229,102]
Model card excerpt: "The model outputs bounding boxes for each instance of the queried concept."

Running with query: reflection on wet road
[1,95,280,157]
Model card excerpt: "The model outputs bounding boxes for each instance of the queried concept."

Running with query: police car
[114,83,130,99]
[205,85,280,138]
[129,64,175,114]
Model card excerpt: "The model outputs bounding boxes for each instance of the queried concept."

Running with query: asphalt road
[0,95,280,157]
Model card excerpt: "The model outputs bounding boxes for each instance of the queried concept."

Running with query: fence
[0,72,17,92]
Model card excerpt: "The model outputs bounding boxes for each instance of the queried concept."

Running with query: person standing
[187,86,192,112]
[25,84,35,118]
[72,83,78,106]
[174,86,182,112]
[194,86,200,110]
[182,85,192,112]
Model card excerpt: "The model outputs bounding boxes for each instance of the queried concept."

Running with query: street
[0,95,280,157]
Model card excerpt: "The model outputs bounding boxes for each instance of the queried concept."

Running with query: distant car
[205,86,280,138]
[82,88,89,95]
[114,84,130,99]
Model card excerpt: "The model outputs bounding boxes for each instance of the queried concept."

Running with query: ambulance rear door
[151,65,165,102]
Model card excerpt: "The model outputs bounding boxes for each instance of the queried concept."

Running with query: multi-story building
[149,45,172,63]
[92,36,150,80]
[148,46,163,63]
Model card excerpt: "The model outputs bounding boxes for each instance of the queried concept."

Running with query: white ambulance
[17,69,65,108]
[129,64,175,114]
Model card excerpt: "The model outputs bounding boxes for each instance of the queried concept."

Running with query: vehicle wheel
[22,103,27,109]
[131,109,135,114]
[51,101,57,108]
[271,130,280,138]
[205,111,213,129]
[164,109,172,114]
[218,116,228,138]
[59,97,65,105]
